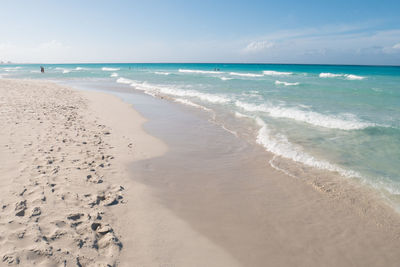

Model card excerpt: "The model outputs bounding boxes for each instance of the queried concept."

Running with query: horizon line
[2,62,400,67]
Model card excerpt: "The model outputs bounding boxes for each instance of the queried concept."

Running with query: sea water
[2,63,399,204]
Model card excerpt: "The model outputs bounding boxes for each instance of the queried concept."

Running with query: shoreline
[1,78,400,266]
[67,78,400,214]
[111,85,400,266]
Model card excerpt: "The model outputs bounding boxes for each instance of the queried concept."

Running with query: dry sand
[0,79,241,266]
[0,79,400,267]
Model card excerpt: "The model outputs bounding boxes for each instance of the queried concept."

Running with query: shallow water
[62,81,400,266]
[2,63,400,206]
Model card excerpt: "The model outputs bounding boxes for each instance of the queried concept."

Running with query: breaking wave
[254,117,360,178]
[319,73,365,80]
[275,80,299,86]
[263,70,293,76]
[102,67,120,71]
[179,69,222,74]
[229,72,264,77]
[116,77,230,104]
[154,71,170,75]
[235,101,375,130]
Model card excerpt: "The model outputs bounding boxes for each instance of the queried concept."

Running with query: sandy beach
[0,79,166,266]
[1,79,400,267]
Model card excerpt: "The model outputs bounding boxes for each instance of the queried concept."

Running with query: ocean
[1,63,399,206]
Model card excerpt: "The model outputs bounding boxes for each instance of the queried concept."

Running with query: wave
[345,74,365,80]
[235,101,375,130]
[116,77,133,84]
[155,86,230,104]
[319,73,366,80]
[154,71,170,75]
[174,98,211,111]
[234,111,251,118]
[55,67,71,74]
[263,70,293,76]
[220,77,233,81]
[110,72,119,77]
[179,69,222,74]
[116,77,230,104]
[254,117,360,178]
[75,67,86,70]
[102,67,120,71]
[319,73,342,78]
[2,67,22,72]
[229,72,263,77]
[275,80,299,86]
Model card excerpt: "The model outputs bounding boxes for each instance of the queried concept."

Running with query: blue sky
[1,0,400,65]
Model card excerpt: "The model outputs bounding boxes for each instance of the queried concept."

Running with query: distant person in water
[40,66,44,73]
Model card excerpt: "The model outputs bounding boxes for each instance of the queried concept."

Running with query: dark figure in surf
[40,66,45,73]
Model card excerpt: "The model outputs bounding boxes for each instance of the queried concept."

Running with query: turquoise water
[2,63,400,201]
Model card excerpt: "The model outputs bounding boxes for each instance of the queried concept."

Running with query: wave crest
[154,71,170,75]
[263,70,292,76]
[319,73,366,80]
[179,69,221,74]
[116,77,133,84]
[275,80,299,86]
[174,98,211,111]
[235,101,375,130]
[229,72,263,77]
[345,74,365,80]
[116,77,230,104]
[255,117,360,178]
[102,67,120,71]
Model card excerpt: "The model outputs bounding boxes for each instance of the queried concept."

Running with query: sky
[1,0,400,65]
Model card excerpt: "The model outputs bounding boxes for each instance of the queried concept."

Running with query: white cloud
[239,26,400,64]
[243,40,274,53]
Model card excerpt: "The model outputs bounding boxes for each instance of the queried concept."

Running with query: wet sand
[119,89,400,267]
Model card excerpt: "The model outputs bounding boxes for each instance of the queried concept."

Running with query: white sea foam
[116,77,134,84]
[55,67,71,74]
[179,69,222,74]
[275,80,299,86]
[234,111,251,118]
[235,101,375,130]
[263,70,293,76]
[2,67,22,72]
[102,67,120,71]
[345,74,365,80]
[174,98,211,111]
[154,71,170,75]
[229,72,263,77]
[116,77,230,104]
[220,77,233,81]
[156,86,230,104]
[110,72,119,77]
[319,73,366,80]
[319,72,343,78]
[254,117,360,178]
[74,67,86,71]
